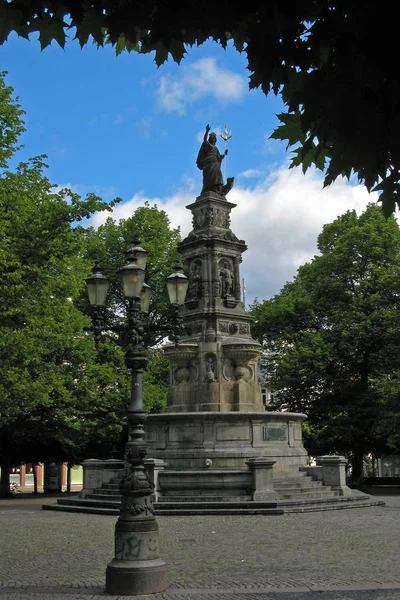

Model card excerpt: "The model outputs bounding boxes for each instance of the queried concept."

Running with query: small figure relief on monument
[174,366,190,384]
[234,365,252,381]
[204,354,217,382]
[222,357,235,381]
[228,322,239,335]
[196,124,234,196]
[189,261,202,300]
[219,261,234,298]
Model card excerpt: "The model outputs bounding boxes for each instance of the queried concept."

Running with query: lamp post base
[105,514,168,596]
[106,558,167,596]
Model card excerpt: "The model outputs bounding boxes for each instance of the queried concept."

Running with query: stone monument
[146,126,307,482]
[49,127,380,512]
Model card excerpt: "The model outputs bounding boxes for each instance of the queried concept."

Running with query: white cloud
[229,166,379,305]
[90,164,381,306]
[157,57,247,115]
[91,191,190,234]
[239,169,263,179]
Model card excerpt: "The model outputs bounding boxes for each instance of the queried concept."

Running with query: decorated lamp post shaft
[105,240,167,596]
[86,245,188,596]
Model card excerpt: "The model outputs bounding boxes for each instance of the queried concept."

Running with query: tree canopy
[0,151,119,495]
[1,1,399,216]
[251,204,400,482]
[0,73,172,495]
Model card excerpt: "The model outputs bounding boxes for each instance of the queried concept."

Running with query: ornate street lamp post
[85,263,109,347]
[86,240,188,596]
[166,263,189,347]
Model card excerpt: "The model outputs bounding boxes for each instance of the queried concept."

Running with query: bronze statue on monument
[196,124,234,196]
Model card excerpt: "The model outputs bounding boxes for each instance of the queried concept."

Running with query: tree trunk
[32,462,38,494]
[350,448,365,485]
[67,462,72,493]
[0,454,11,498]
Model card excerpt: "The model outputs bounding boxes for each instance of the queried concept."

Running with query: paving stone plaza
[0,493,399,600]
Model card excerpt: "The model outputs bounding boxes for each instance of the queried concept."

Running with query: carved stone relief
[218,321,250,336]
[219,259,234,298]
[222,357,235,381]
[204,353,217,382]
[219,321,229,333]
[188,259,202,300]
[174,366,190,384]
[229,322,239,335]
[192,207,230,230]
[214,208,229,228]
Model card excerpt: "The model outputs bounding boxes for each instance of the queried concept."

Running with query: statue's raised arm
[203,124,211,143]
[196,125,234,196]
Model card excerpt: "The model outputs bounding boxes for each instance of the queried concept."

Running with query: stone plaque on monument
[263,426,287,441]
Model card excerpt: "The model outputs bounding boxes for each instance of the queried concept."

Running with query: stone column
[81,459,104,497]
[36,463,43,490]
[316,455,351,496]
[20,464,26,487]
[234,257,241,300]
[212,252,220,298]
[61,463,67,489]
[246,458,278,500]
[144,458,167,502]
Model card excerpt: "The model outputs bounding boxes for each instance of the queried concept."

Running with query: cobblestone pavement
[0,494,399,600]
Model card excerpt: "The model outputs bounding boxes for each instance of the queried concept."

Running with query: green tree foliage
[0,153,121,495]
[0,71,25,168]
[1,1,398,215]
[251,205,400,483]
[0,74,174,494]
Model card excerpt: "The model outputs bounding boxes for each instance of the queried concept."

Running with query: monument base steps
[42,468,385,514]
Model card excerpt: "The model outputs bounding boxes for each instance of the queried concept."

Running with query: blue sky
[0,34,378,304]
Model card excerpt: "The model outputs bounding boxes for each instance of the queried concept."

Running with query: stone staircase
[42,469,384,515]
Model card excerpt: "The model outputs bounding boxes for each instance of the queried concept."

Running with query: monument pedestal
[146,411,307,472]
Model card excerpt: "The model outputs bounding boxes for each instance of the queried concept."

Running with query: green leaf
[73,9,106,47]
[270,112,306,147]
[32,14,67,50]
[168,39,187,64]
[152,40,169,66]
[115,34,126,56]
[0,4,23,44]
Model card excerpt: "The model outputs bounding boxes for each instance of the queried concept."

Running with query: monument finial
[220,125,232,181]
